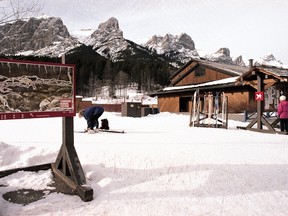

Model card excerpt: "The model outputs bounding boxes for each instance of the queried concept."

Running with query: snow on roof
[196,59,248,76]
[258,66,288,77]
[163,76,239,91]
[171,58,248,80]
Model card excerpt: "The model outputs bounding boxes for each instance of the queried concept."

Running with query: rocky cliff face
[143,33,199,64]
[83,17,172,63]
[0,17,80,57]
[203,48,234,64]
[254,53,283,68]
[84,17,131,61]
[233,55,246,66]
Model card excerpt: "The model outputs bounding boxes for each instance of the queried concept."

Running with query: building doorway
[180,97,191,112]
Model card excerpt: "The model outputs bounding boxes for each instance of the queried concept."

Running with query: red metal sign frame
[0,58,76,120]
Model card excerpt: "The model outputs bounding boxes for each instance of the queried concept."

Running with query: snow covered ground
[1,111,288,216]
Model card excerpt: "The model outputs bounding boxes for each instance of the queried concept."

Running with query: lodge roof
[170,58,249,79]
[240,65,288,81]
[149,77,239,96]
[149,59,288,96]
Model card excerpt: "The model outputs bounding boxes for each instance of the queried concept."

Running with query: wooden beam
[242,80,257,89]
[0,163,52,178]
[52,163,93,202]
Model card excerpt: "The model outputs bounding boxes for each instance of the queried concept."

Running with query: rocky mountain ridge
[144,33,199,64]
[82,17,173,64]
[254,53,283,68]
[70,17,286,68]
[84,17,131,61]
[0,16,285,69]
[0,17,80,57]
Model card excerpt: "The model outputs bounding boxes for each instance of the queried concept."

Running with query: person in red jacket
[277,95,288,132]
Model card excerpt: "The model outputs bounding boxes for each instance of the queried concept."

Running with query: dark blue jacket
[83,106,104,129]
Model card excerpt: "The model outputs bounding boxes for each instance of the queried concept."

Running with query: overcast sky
[42,0,288,64]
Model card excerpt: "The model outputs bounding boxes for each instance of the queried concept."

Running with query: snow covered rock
[204,47,234,64]
[84,17,131,61]
[233,55,246,66]
[0,17,80,57]
[254,53,283,68]
[143,33,199,64]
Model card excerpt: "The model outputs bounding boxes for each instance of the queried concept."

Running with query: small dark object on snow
[100,118,109,130]
[2,189,48,206]
[2,174,79,206]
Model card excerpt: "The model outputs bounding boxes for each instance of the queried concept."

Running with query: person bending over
[78,106,104,132]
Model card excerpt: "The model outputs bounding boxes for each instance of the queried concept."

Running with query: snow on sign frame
[0,59,76,120]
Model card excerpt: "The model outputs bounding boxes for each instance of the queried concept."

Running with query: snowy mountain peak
[144,33,196,54]
[99,17,119,30]
[84,17,131,60]
[254,53,283,68]
[178,33,196,50]
[233,55,246,66]
[93,17,123,38]
[215,47,230,56]
[262,53,278,62]
[204,47,234,64]
[143,32,199,64]
[0,16,80,57]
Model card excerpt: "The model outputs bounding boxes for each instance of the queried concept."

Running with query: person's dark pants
[280,118,288,132]
[91,110,104,129]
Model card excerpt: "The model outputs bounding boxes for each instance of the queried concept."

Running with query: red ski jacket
[278,100,288,119]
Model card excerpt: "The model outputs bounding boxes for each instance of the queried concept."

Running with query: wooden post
[51,55,93,202]
[257,72,264,130]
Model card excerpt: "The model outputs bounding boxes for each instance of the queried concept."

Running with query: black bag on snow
[100,119,110,130]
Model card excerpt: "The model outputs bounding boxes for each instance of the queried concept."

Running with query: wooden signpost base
[51,117,93,202]
[0,117,94,202]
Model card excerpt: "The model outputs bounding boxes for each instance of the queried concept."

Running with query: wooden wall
[224,92,249,113]
[157,89,255,114]
[76,98,92,112]
[172,65,232,86]
[75,98,122,113]
[158,96,179,112]
[171,62,197,84]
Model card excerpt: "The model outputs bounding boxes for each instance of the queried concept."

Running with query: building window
[195,66,205,77]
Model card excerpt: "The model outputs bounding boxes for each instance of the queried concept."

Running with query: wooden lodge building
[150,58,288,114]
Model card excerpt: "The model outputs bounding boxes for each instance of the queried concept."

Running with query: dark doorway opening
[180,97,190,112]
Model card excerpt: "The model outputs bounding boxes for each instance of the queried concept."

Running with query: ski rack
[189,90,228,129]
